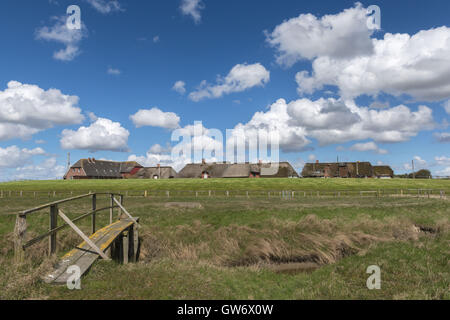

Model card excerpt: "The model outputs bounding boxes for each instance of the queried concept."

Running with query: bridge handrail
[14,192,126,264]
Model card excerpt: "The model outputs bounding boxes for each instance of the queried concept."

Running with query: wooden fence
[4,188,448,201]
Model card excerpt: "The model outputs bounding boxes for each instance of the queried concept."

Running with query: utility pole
[67,152,71,170]
[412,159,415,179]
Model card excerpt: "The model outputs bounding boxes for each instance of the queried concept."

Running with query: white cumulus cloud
[0,81,84,141]
[189,63,270,102]
[60,117,130,152]
[130,108,181,129]
[269,4,450,101]
[349,142,388,154]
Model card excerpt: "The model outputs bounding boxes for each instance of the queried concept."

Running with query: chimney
[316,160,319,164]
[258,160,262,165]
[92,158,96,163]
[157,164,160,168]
[202,159,206,165]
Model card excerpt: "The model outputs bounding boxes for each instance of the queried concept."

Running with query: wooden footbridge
[14,193,140,285]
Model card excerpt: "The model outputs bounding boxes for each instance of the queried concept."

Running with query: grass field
[0,179,448,300]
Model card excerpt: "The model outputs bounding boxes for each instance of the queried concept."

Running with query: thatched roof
[373,166,394,177]
[301,162,386,178]
[68,159,143,178]
[130,166,177,179]
[176,162,299,178]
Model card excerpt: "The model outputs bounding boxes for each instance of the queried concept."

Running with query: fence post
[144,190,148,198]
[14,214,27,264]
[122,231,129,264]
[91,194,97,234]
[49,205,58,256]
[226,191,229,197]
[246,191,249,198]
[110,193,114,224]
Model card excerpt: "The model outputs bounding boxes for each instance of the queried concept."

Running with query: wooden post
[133,224,139,262]
[226,191,229,197]
[144,190,148,198]
[91,194,96,234]
[122,231,129,264]
[14,214,27,264]
[49,205,57,255]
[118,194,124,218]
[110,193,114,224]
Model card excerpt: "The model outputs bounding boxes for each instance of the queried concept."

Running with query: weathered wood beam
[58,209,110,261]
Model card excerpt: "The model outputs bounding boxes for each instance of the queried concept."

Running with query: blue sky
[0,0,450,180]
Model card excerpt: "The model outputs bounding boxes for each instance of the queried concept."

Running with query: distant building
[64,158,143,180]
[301,161,394,178]
[129,164,177,179]
[177,160,299,179]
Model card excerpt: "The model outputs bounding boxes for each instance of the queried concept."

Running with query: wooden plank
[113,197,140,227]
[49,205,57,255]
[43,218,136,284]
[57,210,110,260]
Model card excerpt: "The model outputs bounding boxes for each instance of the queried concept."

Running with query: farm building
[64,158,143,180]
[301,161,394,178]
[176,160,299,179]
[128,164,177,179]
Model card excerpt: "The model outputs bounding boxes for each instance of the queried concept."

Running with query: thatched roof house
[64,158,143,180]
[301,161,393,178]
[129,165,177,179]
[177,161,299,179]
[373,166,394,178]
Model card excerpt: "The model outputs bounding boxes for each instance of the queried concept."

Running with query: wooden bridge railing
[14,192,124,264]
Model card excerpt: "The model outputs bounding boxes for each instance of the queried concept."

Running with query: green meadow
[0,179,448,300]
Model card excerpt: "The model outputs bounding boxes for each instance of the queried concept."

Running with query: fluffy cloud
[269,4,450,101]
[444,100,450,115]
[230,99,310,153]
[229,97,434,153]
[0,81,84,140]
[172,81,186,95]
[180,0,205,24]
[266,3,374,66]
[349,142,388,154]
[434,132,450,143]
[189,63,270,101]
[7,157,66,181]
[60,117,129,152]
[130,108,181,129]
[0,146,45,169]
[85,0,123,14]
[35,16,87,61]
